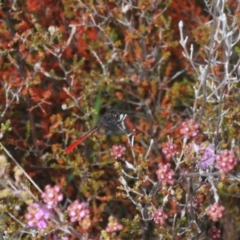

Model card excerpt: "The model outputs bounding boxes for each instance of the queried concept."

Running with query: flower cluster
[156,163,175,185]
[67,200,90,223]
[183,141,216,169]
[206,202,224,221]
[110,144,126,159]
[152,208,168,226]
[162,142,177,160]
[41,185,64,209]
[208,226,221,239]
[25,185,63,229]
[105,216,123,233]
[196,143,216,169]
[25,203,52,229]
[52,236,69,240]
[180,119,199,138]
[186,197,202,212]
[215,150,237,173]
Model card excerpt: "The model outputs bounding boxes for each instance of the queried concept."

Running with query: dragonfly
[64,109,128,153]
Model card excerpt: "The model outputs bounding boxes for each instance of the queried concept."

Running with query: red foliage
[0,0,239,239]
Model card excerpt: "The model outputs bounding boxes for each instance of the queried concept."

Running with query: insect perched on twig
[64,109,127,153]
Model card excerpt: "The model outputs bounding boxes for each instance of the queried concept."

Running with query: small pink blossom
[162,143,177,160]
[215,150,237,173]
[196,143,216,169]
[41,185,63,209]
[105,216,123,233]
[25,203,52,229]
[53,236,69,240]
[156,163,175,185]
[152,208,168,225]
[206,202,224,221]
[180,119,199,138]
[110,145,126,159]
[208,226,221,239]
[186,197,202,212]
[67,200,90,222]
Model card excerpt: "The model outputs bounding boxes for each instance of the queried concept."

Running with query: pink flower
[215,150,237,173]
[206,202,224,221]
[162,143,177,160]
[105,216,123,233]
[156,163,175,185]
[67,200,90,222]
[152,208,168,225]
[110,145,126,159]
[196,143,216,169]
[25,203,52,229]
[41,185,63,209]
[180,119,199,138]
[208,226,221,239]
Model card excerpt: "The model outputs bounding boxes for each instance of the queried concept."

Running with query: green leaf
[92,87,102,124]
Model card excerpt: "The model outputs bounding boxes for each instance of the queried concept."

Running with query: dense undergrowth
[0,0,240,239]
